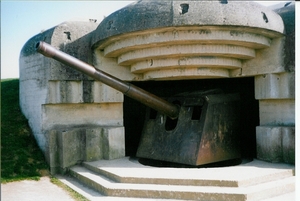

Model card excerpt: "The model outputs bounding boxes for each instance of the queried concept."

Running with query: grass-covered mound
[1,79,49,183]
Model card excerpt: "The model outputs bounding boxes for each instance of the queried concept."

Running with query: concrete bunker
[20,1,294,174]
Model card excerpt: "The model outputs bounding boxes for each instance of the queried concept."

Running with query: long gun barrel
[36,41,179,119]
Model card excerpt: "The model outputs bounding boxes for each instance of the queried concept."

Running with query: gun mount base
[137,90,241,166]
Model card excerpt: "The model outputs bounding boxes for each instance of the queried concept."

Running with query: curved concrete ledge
[90,0,285,81]
[131,57,242,74]
[143,67,230,80]
[102,28,272,57]
[93,26,276,80]
[92,0,284,47]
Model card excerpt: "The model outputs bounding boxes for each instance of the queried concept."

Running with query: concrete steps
[60,157,295,200]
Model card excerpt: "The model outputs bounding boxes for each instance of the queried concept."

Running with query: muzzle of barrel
[36,41,56,58]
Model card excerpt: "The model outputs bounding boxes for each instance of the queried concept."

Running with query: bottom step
[57,175,168,201]
[58,175,295,201]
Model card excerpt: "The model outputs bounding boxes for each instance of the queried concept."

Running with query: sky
[0,1,294,79]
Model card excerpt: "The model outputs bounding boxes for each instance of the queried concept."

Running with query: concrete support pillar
[85,127,125,161]
[44,80,125,174]
[255,72,295,164]
[47,126,125,174]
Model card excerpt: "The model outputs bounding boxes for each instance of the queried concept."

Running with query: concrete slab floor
[260,192,295,201]
[1,177,75,201]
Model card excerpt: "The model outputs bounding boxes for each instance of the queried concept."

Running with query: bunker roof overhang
[91,0,285,80]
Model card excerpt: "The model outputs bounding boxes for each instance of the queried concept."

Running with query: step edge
[69,166,295,200]
[83,162,294,188]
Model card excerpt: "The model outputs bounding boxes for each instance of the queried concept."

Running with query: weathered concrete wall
[20,21,126,173]
[255,3,295,164]
[20,28,54,153]
[47,126,125,173]
[92,1,284,47]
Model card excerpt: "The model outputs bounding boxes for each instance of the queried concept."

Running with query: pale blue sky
[0,1,291,79]
[1,1,135,79]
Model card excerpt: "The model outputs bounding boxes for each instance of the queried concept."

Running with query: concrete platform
[58,157,295,200]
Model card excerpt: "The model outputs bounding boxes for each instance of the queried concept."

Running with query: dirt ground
[1,177,75,201]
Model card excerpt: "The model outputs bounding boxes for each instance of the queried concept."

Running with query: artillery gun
[36,41,240,166]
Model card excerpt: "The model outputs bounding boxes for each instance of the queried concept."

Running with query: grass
[1,79,90,200]
[1,79,49,183]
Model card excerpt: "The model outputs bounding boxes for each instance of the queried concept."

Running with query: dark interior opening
[165,115,178,131]
[123,77,259,161]
[191,106,202,120]
[149,108,158,119]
